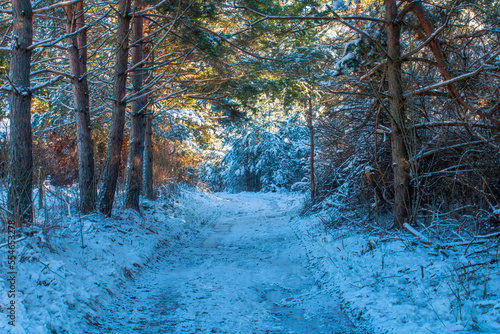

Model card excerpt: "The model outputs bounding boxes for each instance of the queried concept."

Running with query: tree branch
[33,0,79,14]
[233,5,388,24]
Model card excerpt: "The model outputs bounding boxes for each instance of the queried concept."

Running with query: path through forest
[88,193,360,333]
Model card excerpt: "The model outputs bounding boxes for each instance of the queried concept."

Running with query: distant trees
[201,116,309,192]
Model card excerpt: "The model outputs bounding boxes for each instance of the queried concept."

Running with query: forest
[0,0,500,333]
[1,0,499,228]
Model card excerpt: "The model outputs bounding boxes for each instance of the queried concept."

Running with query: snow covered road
[88,193,360,333]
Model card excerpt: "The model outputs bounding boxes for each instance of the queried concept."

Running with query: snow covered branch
[33,0,79,14]
[404,67,483,98]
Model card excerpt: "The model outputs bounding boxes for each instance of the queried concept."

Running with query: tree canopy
[0,0,499,228]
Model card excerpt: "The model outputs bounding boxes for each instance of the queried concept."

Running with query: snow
[84,192,360,333]
[1,189,499,333]
[329,0,349,11]
[293,212,500,333]
[0,188,199,333]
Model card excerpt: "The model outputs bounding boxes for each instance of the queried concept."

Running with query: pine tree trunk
[8,0,33,226]
[65,0,97,214]
[308,97,315,199]
[98,0,132,216]
[125,0,146,211]
[143,113,154,200]
[385,0,411,228]
[125,111,146,210]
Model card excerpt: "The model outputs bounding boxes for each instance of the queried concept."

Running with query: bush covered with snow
[201,116,309,193]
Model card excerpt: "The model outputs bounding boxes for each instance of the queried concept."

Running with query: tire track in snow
[88,193,362,334]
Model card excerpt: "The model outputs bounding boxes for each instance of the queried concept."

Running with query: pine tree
[8,0,33,226]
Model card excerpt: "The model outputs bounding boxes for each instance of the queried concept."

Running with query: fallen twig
[475,232,500,239]
[0,236,28,248]
[404,223,433,245]
[38,259,65,278]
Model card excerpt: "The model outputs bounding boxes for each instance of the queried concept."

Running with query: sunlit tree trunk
[8,0,33,226]
[385,0,411,228]
[99,0,132,216]
[125,0,146,211]
[64,0,97,214]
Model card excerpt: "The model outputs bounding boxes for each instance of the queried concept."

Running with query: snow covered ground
[1,188,499,333]
[0,187,198,333]
[294,210,500,333]
[85,192,360,333]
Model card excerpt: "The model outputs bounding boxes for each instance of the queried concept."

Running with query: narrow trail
[89,193,360,333]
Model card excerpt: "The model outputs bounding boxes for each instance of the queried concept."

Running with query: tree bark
[308,97,315,199]
[64,0,97,214]
[8,0,33,226]
[98,0,132,216]
[125,0,146,211]
[385,0,411,228]
[143,112,154,200]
